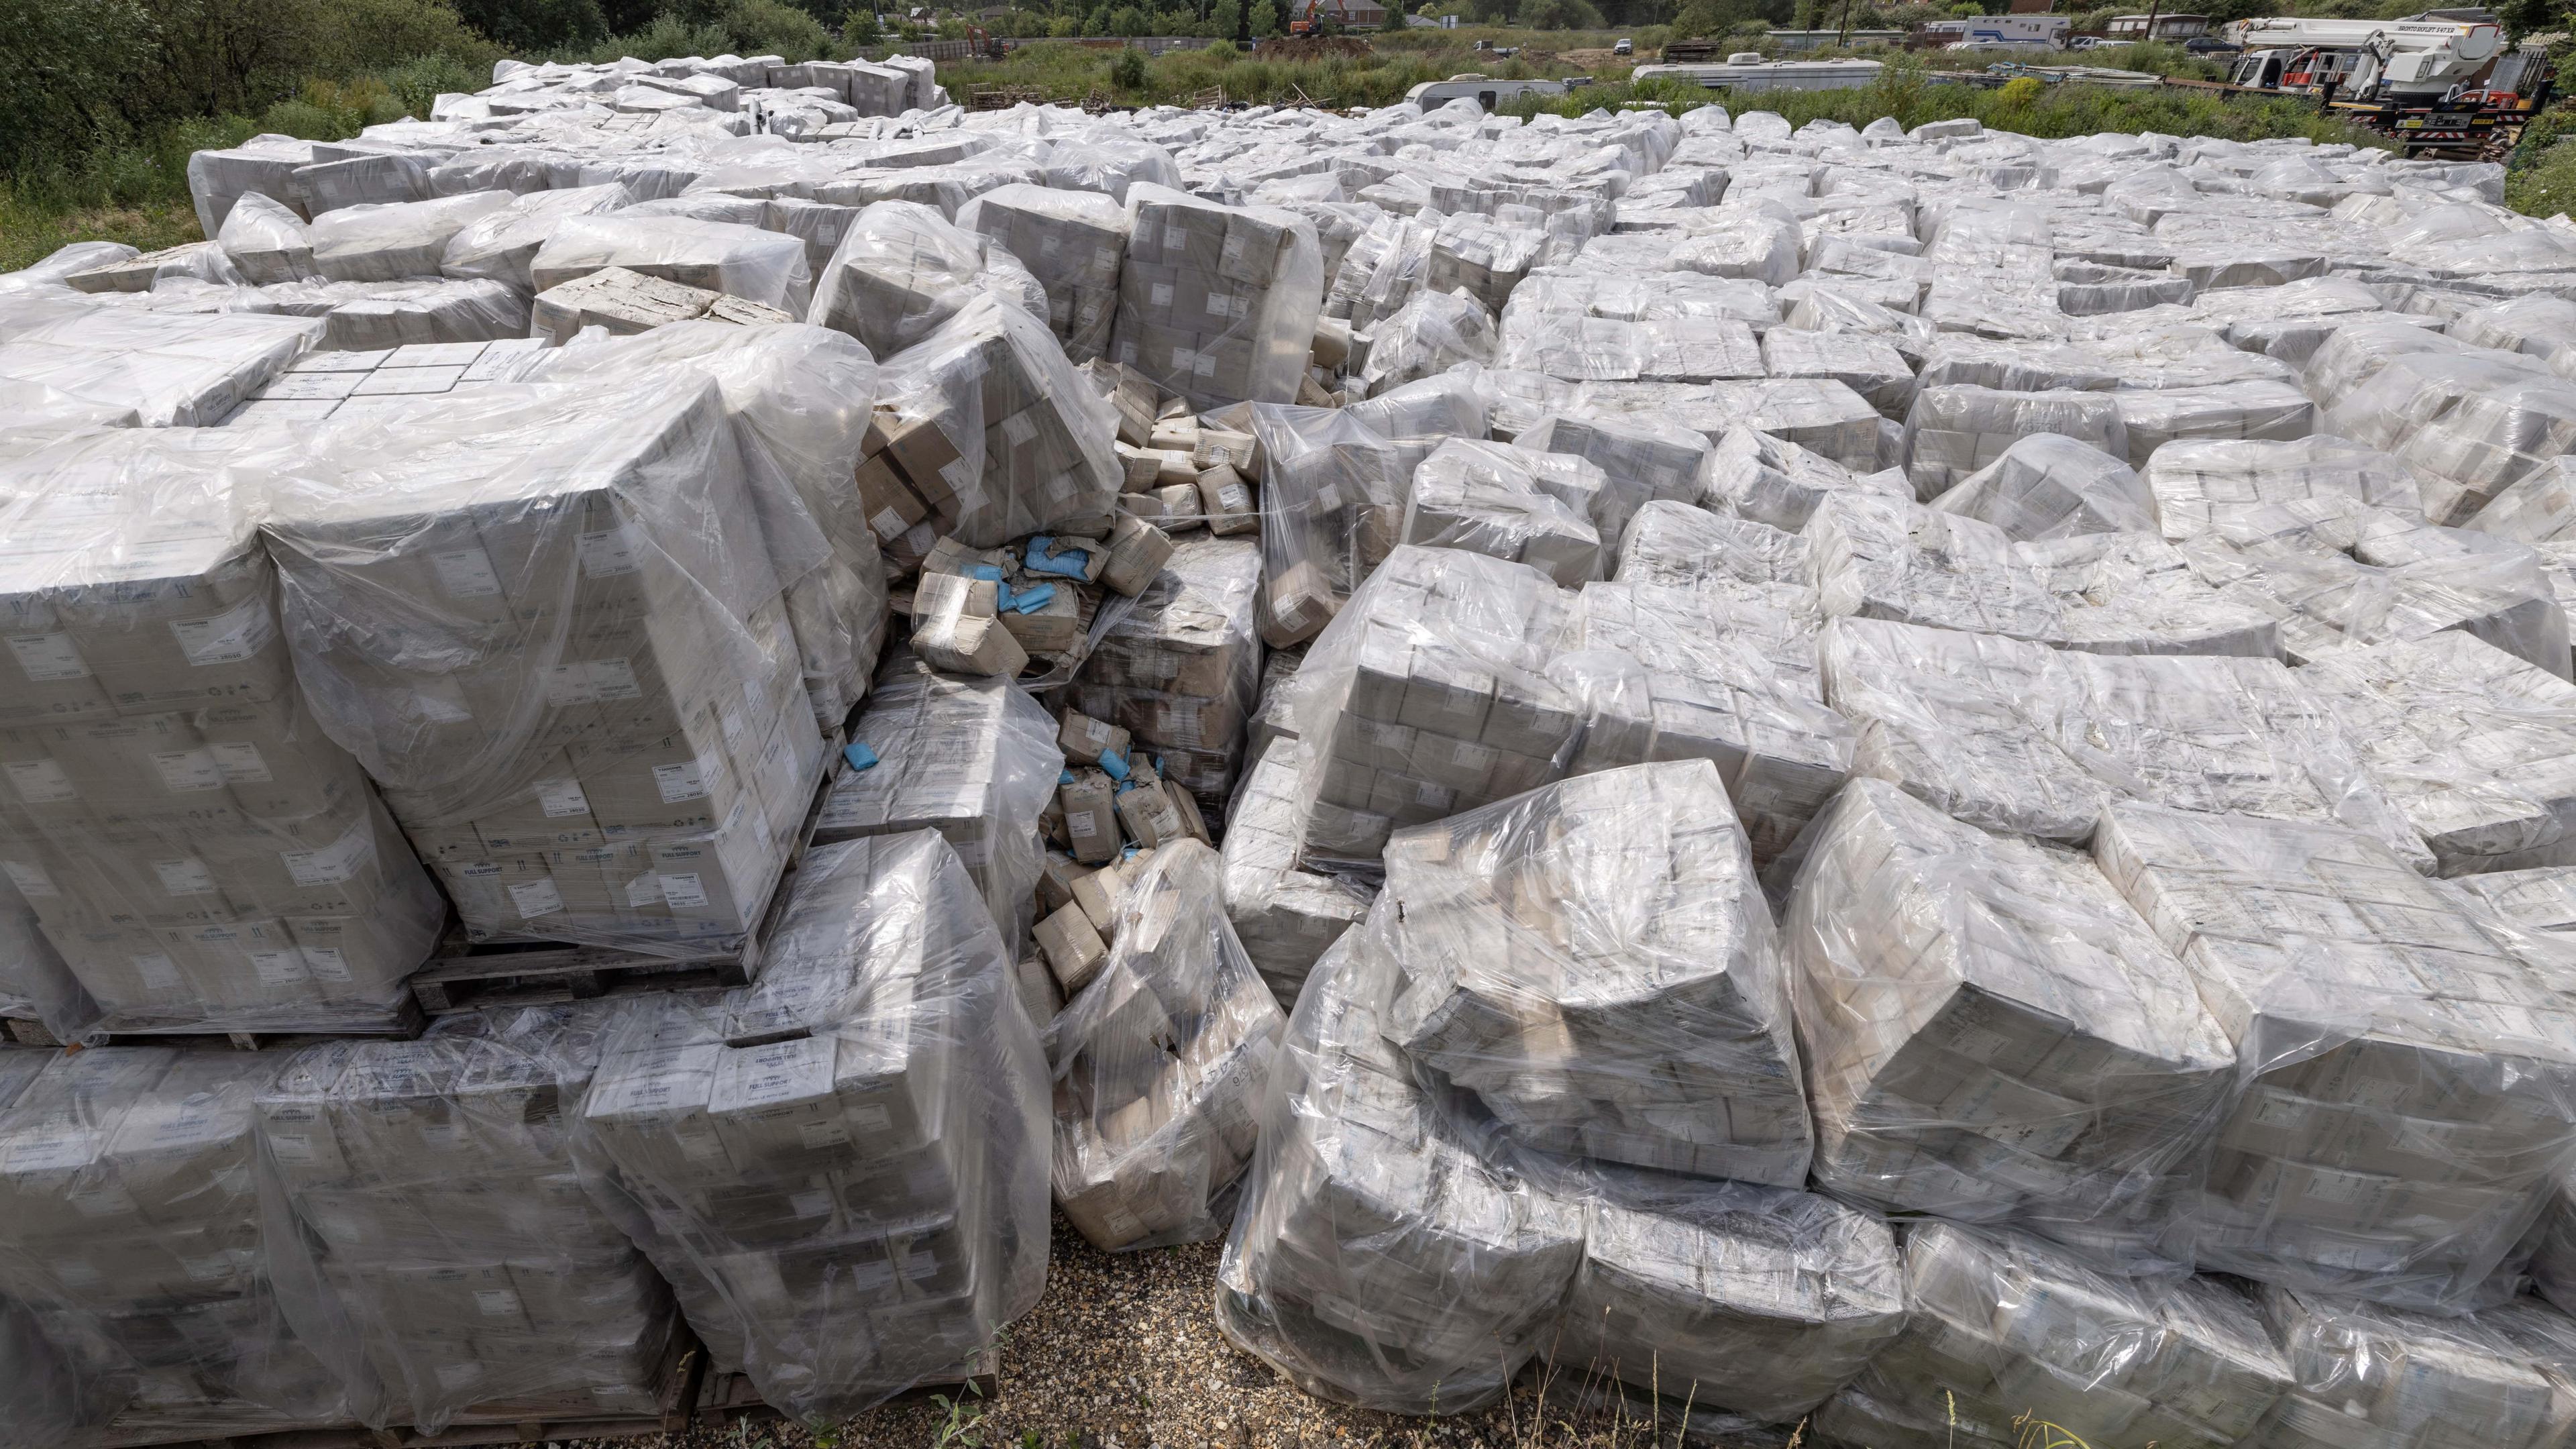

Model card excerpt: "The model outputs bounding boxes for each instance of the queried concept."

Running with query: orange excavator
[1287,0,1325,34]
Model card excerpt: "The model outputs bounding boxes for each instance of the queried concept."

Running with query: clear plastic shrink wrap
[1356,289,1499,397]
[0,871,101,1045]
[808,201,1042,362]
[2469,456,2576,545]
[872,294,1124,550]
[958,183,1130,363]
[1399,437,1602,586]
[1781,780,2236,1271]
[189,136,325,235]
[815,649,1063,948]
[0,1054,116,1449]
[1378,761,1813,1185]
[1513,413,1705,546]
[2143,435,2430,541]
[1249,403,1406,649]
[1218,738,1371,1007]
[1814,1222,2294,1449]
[0,1049,351,1440]
[1066,536,1262,814]
[1698,425,1908,534]
[2092,802,2576,1312]
[2322,348,2576,526]
[1046,840,1286,1250]
[1112,184,1324,410]
[575,830,1049,1424]
[439,183,631,291]
[308,193,516,284]
[1817,616,2428,865]
[2255,1287,2576,1449]
[2110,380,2318,470]
[256,1008,679,1434]
[0,431,444,1034]
[530,215,814,313]
[257,376,828,957]
[1927,433,2156,541]
[220,193,317,285]
[1283,547,1581,867]
[1215,917,1585,1415]
[1612,500,1811,594]
[1901,387,2131,499]
[0,305,323,428]
[2297,633,2576,876]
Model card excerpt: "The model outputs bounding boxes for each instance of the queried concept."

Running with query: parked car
[2184,34,2241,52]
[1613,36,1633,54]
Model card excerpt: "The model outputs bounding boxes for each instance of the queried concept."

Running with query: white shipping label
[1204,291,1234,318]
[133,953,182,990]
[1216,482,1251,511]
[431,547,503,600]
[303,947,352,983]
[1163,224,1187,251]
[657,872,709,910]
[869,506,908,540]
[1093,246,1118,274]
[3,1127,102,1174]
[473,1289,523,1317]
[7,633,90,682]
[1191,352,1215,378]
[539,663,596,708]
[653,758,713,804]
[537,777,590,818]
[623,873,663,908]
[790,1189,834,1219]
[154,859,217,896]
[1150,282,1174,308]
[1170,345,1197,371]
[3,760,76,804]
[588,659,641,702]
[847,1104,891,1134]
[280,821,374,888]
[209,742,272,783]
[151,749,227,794]
[507,877,565,920]
[1067,811,1098,839]
[168,596,276,666]
[268,1132,317,1163]
[578,526,641,578]
[250,949,312,987]
[1002,412,1038,447]
[797,1120,851,1150]
[939,455,977,498]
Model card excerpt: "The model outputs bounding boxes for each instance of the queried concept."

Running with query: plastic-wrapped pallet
[0,303,323,427]
[189,136,326,234]
[1809,492,2281,657]
[438,183,629,290]
[576,830,1049,1424]
[2109,380,2318,469]
[1695,427,1910,534]
[1354,288,1498,396]
[871,294,1124,550]
[1900,386,2130,498]
[1927,433,2155,540]
[1218,738,1371,1007]
[1705,379,1890,473]
[1513,412,1707,546]
[1376,760,1814,1185]
[220,193,318,284]
[0,1049,351,1440]
[1112,184,1324,409]
[1550,1167,1904,1426]
[258,376,826,958]
[0,430,445,1034]
[1759,328,1917,421]
[806,202,1033,360]
[1046,841,1286,1249]
[815,649,1063,948]
[1781,780,2236,1269]
[2297,633,2576,876]
[0,1286,109,1449]
[1065,536,1261,814]
[1248,403,1406,649]
[959,183,1130,363]
[530,215,814,312]
[2255,1287,2576,1449]
[1283,547,1582,866]
[1215,916,1585,1415]
[2094,802,2576,1312]
[1399,437,1602,586]
[307,193,515,284]
[1613,501,1813,594]
[2320,348,2576,526]
[1817,617,2428,865]
[1815,1222,2294,1449]
[2143,435,2430,541]
[256,1010,680,1433]
[2469,456,2576,545]
[0,872,99,1046]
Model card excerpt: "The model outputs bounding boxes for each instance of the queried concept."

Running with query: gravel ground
[610,1213,1779,1449]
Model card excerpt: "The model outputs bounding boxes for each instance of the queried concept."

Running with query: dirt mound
[1252,34,1375,58]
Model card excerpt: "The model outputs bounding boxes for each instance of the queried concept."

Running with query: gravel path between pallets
[592,1212,1757,1449]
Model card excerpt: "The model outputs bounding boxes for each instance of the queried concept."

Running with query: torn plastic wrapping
[1214,914,1585,1415]
[1697,425,1909,534]
[0,872,101,1044]
[1064,536,1262,814]
[1248,403,1406,649]
[2256,1287,2576,1449]
[1377,760,1813,1185]
[1817,616,2429,866]
[574,830,1049,1424]
[1046,840,1285,1250]
[219,195,317,286]
[807,201,1031,359]
[523,319,888,729]
[437,183,631,290]
[1399,437,1601,586]
[2143,435,2430,541]
[1927,433,2155,540]
[1815,1221,2293,1449]
[872,294,1124,549]
[1781,780,2237,1273]
[1901,386,2130,499]
[0,429,445,1034]
[255,1010,679,1434]
[815,649,1063,950]
[1356,288,1497,397]
[2322,350,2576,526]
[530,215,813,312]
[257,376,827,958]
[1218,737,1370,1008]
[957,183,1130,363]
[0,1049,352,1441]
[2094,802,2576,1313]
[1283,547,1580,868]
[1112,185,1324,410]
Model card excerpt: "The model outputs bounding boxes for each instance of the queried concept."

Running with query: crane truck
[2216,13,2554,156]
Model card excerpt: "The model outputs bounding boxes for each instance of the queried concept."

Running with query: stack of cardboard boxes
[1064,537,1263,819]
[1112,186,1323,411]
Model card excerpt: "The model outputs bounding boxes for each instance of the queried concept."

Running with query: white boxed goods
[307,193,515,284]
[1760,327,1917,421]
[1066,536,1262,814]
[1514,413,1706,545]
[1112,185,1324,410]
[2109,380,2318,470]
[1901,386,2130,498]
[2298,633,2576,876]
[1046,841,1284,1249]
[1815,1222,2294,1449]
[0,873,100,1045]
[1782,780,2236,1269]
[2469,456,2576,545]
[1218,738,1370,1007]
[257,1010,678,1432]
[438,182,629,290]
[2321,347,2576,527]
[1697,424,1908,534]
[219,193,317,285]
[1249,403,1406,649]
[0,1049,349,1439]
[1216,919,1585,1415]
[0,430,445,1034]
[815,649,1063,947]
[806,201,1046,361]
[1927,433,2155,541]
[2255,1288,2576,1449]
[1817,616,2426,863]
[225,338,551,428]
[2094,802,2576,1312]
[959,183,1130,363]
[1377,761,1813,1185]
[1613,500,1811,593]
[1399,438,1601,587]
[530,267,793,342]
[1354,288,1499,397]
[529,215,813,313]
[187,136,326,234]
[257,376,824,957]
[577,831,1049,1423]
[2143,435,2430,542]
[1705,378,1886,472]
[0,301,323,428]
[1554,1169,1904,1426]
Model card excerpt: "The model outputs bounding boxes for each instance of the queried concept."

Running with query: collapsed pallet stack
[12,47,2576,1449]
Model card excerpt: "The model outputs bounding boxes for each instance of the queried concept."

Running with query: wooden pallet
[692,1345,1001,1432]
[75,998,427,1053]
[406,748,845,1016]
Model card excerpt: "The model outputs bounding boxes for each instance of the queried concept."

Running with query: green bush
[2508,138,2576,217]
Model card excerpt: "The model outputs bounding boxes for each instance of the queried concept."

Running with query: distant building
[1320,0,1389,24]
[2105,11,2209,38]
